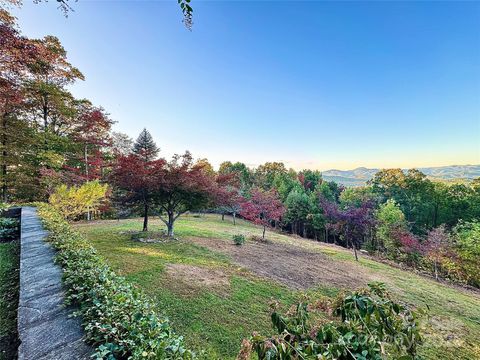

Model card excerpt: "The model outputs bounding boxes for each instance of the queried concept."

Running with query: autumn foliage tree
[0,9,115,201]
[72,106,113,180]
[49,180,108,220]
[154,152,220,237]
[240,188,285,239]
[111,154,165,231]
[0,13,37,201]
[321,197,376,261]
[216,187,243,224]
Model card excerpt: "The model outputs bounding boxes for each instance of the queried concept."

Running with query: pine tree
[133,128,159,161]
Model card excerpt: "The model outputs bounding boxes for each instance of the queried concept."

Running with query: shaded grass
[0,241,19,360]
[76,214,480,359]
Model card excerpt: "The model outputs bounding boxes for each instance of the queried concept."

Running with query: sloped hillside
[75,214,480,360]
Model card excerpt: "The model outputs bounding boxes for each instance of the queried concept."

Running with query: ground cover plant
[75,214,480,360]
[0,222,19,360]
[36,203,195,360]
[241,282,423,360]
[0,217,18,242]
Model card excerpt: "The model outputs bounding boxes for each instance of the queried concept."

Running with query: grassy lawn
[75,214,480,359]
[0,241,19,360]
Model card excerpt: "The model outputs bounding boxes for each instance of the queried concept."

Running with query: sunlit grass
[75,214,480,359]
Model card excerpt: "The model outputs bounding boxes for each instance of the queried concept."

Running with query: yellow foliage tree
[49,181,108,220]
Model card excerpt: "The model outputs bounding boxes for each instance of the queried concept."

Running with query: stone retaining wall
[18,207,92,360]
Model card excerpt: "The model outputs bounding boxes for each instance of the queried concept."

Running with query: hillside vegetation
[75,214,480,360]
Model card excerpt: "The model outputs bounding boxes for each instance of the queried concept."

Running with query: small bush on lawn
[36,203,195,360]
[232,234,246,246]
[239,282,424,360]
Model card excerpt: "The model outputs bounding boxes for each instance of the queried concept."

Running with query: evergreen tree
[133,128,159,161]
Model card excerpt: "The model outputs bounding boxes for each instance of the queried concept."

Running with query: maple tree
[216,187,243,224]
[154,151,220,237]
[240,188,285,239]
[111,154,165,231]
[321,197,376,260]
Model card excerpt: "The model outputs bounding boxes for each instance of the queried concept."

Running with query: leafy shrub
[239,282,424,360]
[0,217,19,241]
[232,234,246,246]
[36,203,195,360]
[0,202,8,213]
[49,181,108,220]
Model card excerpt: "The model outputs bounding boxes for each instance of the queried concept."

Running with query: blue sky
[13,1,480,170]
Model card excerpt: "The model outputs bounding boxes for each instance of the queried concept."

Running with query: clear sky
[13,0,480,170]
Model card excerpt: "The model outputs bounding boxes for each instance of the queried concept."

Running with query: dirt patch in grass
[186,237,384,290]
[165,263,230,291]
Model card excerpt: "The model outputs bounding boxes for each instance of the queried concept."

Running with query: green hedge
[36,203,195,360]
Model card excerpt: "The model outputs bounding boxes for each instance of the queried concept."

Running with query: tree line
[1,8,479,287]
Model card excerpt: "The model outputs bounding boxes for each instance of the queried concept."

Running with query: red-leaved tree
[154,151,220,237]
[240,188,285,239]
[0,16,37,201]
[216,187,243,225]
[111,154,165,231]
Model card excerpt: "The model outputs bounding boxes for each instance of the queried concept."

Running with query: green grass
[0,240,19,360]
[75,214,480,359]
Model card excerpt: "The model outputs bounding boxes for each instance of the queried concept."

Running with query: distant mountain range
[321,165,480,187]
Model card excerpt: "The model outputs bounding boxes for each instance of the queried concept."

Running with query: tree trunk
[262,225,266,239]
[84,144,89,180]
[142,203,148,231]
[233,213,236,225]
[353,244,359,261]
[1,114,7,203]
[222,214,225,221]
[167,211,175,237]
[434,260,438,281]
[43,102,49,147]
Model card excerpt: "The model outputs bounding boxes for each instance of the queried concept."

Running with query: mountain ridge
[321,164,480,186]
